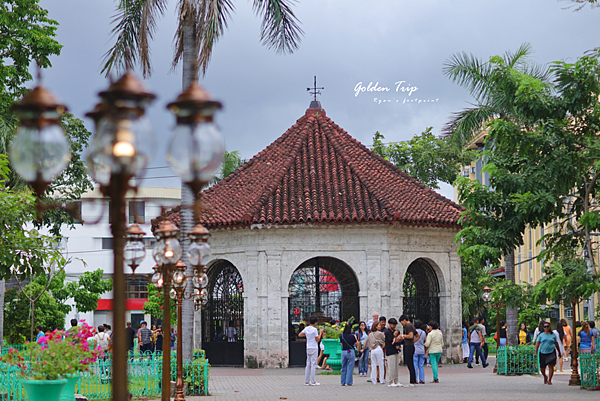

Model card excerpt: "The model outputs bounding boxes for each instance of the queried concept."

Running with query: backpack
[98,333,109,351]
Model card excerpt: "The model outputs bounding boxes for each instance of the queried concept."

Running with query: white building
[53,187,181,330]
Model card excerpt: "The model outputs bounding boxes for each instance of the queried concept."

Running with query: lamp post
[170,261,191,401]
[483,286,504,373]
[152,220,183,401]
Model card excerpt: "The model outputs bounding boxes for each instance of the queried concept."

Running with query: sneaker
[467,364,473,369]
[380,381,386,385]
[475,363,480,366]
[304,383,310,386]
[316,366,323,369]
[310,382,320,386]
[367,378,372,382]
[408,384,416,387]
[483,363,489,368]
[388,384,396,387]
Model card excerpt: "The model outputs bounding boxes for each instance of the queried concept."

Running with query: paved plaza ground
[187,357,598,401]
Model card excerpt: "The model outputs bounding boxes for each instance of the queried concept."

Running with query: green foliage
[3,269,112,343]
[211,149,246,184]
[143,283,177,324]
[535,257,600,307]
[371,129,474,190]
[66,270,113,313]
[0,0,62,109]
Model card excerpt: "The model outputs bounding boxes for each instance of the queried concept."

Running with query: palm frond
[252,0,303,54]
[139,0,168,77]
[101,0,146,78]
[503,42,533,69]
[443,105,496,147]
[443,51,493,103]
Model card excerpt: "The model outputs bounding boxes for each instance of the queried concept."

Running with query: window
[529,252,533,283]
[127,276,149,299]
[541,226,545,249]
[529,228,532,249]
[129,201,145,224]
[102,238,113,250]
[565,308,573,318]
[518,254,522,284]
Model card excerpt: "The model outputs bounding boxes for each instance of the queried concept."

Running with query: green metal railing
[580,352,600,390]
[496,345,538,375]
[0,351,209,400]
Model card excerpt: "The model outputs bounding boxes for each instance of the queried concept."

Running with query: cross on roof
[307,76,324,101]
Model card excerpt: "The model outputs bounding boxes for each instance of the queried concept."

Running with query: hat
[140,320,147,325]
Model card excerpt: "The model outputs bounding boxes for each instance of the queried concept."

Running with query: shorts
[539,352,556,369]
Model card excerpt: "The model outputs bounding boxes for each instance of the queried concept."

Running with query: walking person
[561,319,572,363]
[365,320,385,385]
[125,322,135,357]
[384,318,401,387]
[298,316,323,386]
[340,323,358,386]
[367,312,379,330]
[478,317,489,361]
[462,322,469,363]
[467,320,488,368]
[532,320,546,344]
[424,321,443,383]
[356,321,369,377]
[155,326,164,353]
[413,320,427,384]
[589,321,599,353]
[578,321,595,354]
[398,315,418,387]
[535,321,561,385]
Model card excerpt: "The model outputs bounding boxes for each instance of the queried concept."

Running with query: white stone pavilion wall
[197,224,462,368]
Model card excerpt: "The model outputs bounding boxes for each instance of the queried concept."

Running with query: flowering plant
[0,321,103,380]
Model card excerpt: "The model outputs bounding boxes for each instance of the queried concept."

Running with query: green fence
[0,351,209,400]
[496,345,538,375]
[580,352,600,390]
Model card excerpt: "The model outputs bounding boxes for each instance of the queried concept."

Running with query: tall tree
[211,149,245,184]
[445,44,553,345]
[102,0,303,359]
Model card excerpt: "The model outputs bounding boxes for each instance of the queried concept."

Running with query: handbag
[341,334,360,357]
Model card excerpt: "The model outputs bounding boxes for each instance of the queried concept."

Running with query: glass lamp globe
[152,241,166,264]
[124,240,146,268]
[166,122,224,183]
[187,242,212,266]
[172,271,187,288]
[160,238,182,265]
[86,116,155,185]
[151,272,162,284]
[10,125,71,183]
[170,288,177,300]
[200,288,209,302]
[192,273,209,289]
[193,288,201,297]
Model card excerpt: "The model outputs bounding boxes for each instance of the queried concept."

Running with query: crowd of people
[35,319,178,356]
[299,312,444,387]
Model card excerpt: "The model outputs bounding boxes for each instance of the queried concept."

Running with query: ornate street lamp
[152,220,182,401]
[124,223,146,276]
[170,260,193,401]
[85,71,156,401]
[9,82,71,215]
[166,82,224,209]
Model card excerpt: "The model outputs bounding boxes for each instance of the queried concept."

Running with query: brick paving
[187,358,598,401]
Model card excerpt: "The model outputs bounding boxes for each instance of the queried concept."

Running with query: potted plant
[319,318,355,372]
[0,321,103,401]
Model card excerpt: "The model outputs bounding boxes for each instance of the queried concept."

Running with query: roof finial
[307,76,324,109]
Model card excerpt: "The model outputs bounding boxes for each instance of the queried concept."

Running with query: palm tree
[102,0,303,362]
[211,149,245,184]
[443,43,551,148]
[443,43,550,346]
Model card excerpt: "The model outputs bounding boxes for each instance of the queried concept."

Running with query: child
[298,316,323,386]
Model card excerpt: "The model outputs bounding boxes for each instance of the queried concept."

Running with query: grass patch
[318,371,341,375]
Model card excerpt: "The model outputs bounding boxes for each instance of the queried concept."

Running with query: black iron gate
[288,257,359,366]
[202,260,244,366]
[402,258,440,325]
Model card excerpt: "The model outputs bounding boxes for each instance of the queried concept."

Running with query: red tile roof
[155,107,463,230]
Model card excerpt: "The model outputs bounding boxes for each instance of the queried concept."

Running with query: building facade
[158,103,464,368]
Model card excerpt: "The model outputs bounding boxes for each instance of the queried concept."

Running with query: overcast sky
[38,0,599,200]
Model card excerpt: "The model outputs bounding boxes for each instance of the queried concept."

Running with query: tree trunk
[0,279,4,349]
[504,249,519,346]
[180,11,198,361]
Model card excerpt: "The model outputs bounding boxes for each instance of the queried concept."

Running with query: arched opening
[402,258,440,325]
[288,257,359,366]
[201,259,244,366]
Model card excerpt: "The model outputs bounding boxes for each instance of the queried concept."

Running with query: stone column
[265,250,285,368]
[366,250,382,319]
[244,250,260,368]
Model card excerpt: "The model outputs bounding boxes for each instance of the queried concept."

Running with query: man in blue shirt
[35,325,44,343]
[535,322,561,385]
